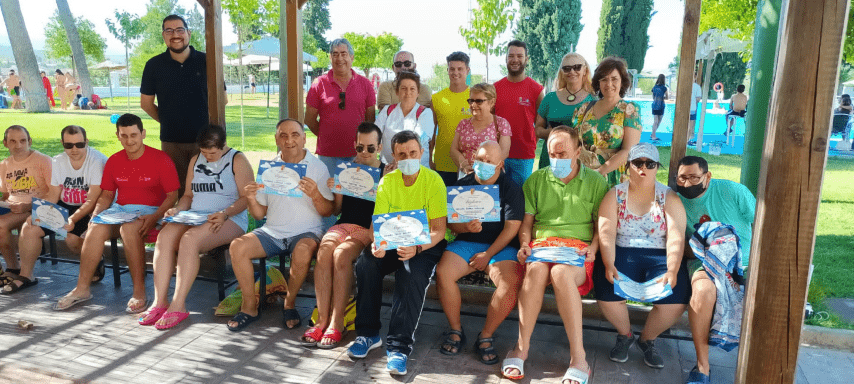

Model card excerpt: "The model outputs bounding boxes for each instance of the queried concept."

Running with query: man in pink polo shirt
[305,38,377,176]
[494,40,544,187]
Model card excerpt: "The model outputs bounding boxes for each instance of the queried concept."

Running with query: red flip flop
[317,328,343,349]
[300,326,324,347]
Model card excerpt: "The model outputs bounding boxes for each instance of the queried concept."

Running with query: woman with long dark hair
[650,74,668,141]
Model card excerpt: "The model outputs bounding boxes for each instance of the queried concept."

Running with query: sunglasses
[630,159,659,170]
[561,64,584,73]
[63,142,86,149]
[393,60,413,68]
[338,92,346,110]
[467,98,488,105]
[356,144,377,154]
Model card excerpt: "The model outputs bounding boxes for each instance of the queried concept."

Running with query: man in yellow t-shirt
[348,130,448,376]
[432,51,472,187]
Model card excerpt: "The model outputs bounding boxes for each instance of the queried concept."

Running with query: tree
[342,32,403,79]
[709,52,748,99]
[699,0,759,60]
[130,0,205,80]
[106,10,144,110]
[596,0,655,71]
[459,0,516,82]
[45,12,107,65]
[302,0,331,52]
[844,5,854,65]
[55,0,98,99]
[515,0,583,88]
[427,63,450,92]
[0,0,49,111]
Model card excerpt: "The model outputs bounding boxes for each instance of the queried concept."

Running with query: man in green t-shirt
[676,155,755,384]
[501,126,608,383]
[347,130,448,376]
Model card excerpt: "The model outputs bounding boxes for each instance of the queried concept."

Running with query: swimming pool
[629,99,745,135]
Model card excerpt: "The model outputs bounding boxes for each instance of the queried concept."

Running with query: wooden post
[199,0,225,126]
[735,0,849,383]
[668,0,702,184]
[286,0,304,121]
[278,0,288,120]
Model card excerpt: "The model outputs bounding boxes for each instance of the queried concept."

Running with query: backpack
[387,103,427,119]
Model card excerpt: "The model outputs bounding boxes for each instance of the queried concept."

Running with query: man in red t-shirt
[493,40,545,187]
[55,114,180,312]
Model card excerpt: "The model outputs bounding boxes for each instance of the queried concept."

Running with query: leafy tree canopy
[44,11,107,65]
[596,0,654,71]
[129,0,205,80]
[515,0,583,87]
[699,0,759,60]
[342,31,403,78]
[459,0,515,81]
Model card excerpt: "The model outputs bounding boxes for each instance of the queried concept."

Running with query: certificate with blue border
[162,210,210,226]
[446,184,500,223]
[372,210,430,251]
[31,198,69,236]
[257,160,306,197]
[332,161,381,201]
[613,271,674,303]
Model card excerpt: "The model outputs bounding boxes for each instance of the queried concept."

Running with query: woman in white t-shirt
[139,125,254,330]
[375,71,434,169]
[9,126,107,294]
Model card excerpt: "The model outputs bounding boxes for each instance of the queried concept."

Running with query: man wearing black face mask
[675,156,755,383]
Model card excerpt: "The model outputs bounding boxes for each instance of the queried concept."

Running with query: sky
[0,0,684,79]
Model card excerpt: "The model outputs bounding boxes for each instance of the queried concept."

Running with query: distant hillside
[0,45,125,70]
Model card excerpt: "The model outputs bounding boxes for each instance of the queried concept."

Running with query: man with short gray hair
[377,51,432,110]
[305,38,377,176]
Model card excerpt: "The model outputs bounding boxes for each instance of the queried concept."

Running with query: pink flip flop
[138,306,167,326]
[155,311,189,330]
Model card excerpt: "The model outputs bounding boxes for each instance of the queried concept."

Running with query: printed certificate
[257,160,306,197]
[446,184,500,223]
[614,271,674,303]
[162,210,210,226]
[31,198,69,236]
[372,210,431,251]
[332,161,381,201]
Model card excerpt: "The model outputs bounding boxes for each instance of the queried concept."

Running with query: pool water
[630,99,746,135]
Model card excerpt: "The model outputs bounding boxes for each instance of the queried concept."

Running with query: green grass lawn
[2,100,853,329]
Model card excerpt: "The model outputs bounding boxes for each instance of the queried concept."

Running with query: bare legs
[688,271,716,375]
[284,238,319,328]
[0,212,29,271]
[16,218,47,279]
[651,115,663,140]
[312,236,365,345]
[66,223,121,299]
[152,221,244,313]
[598,299,687,342]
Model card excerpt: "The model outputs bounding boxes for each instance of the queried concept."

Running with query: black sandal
[0,269,21,286]
[474,332,499,365]
[1,275,38,294]
[227,311,261,332]
[282,308,302,329]
[92,257,105,283]
[439,329,466,356]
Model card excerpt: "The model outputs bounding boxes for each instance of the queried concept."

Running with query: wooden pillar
[199,0,225,126]
[668,0,702,184]
[279,0,306,121]
[735,0,849,383]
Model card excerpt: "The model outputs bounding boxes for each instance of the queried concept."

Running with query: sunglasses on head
[63,142,86,149]
[393,60,413,68]
[561,64,584,73]
[467,98,487,105]
[630,159,659,170]
[356,144,377,154]
[338,92,346,110]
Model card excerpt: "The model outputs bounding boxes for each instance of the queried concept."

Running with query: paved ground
[1,252,852,383]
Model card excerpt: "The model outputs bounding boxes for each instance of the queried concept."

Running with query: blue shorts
[690,112,697,120]
[446,240,518,265]
[252,228,320,258]
[593,246,690,304]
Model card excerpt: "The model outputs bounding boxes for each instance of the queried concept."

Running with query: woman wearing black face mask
[594,143,690,370]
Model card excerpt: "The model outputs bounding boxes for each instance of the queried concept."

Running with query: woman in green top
[535,53,597,170]
[572,56,641,187]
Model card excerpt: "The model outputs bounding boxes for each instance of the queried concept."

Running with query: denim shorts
[253,229,320,258]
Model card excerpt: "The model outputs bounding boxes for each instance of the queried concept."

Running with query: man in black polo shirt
[140,14,223,195]
[435,140,525,365]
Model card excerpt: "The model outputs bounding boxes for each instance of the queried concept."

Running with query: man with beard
[493,40,544,187]
[140,14,225,196]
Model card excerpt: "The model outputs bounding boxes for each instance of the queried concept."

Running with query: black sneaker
[609,333,636,363]
[637,339,664,368]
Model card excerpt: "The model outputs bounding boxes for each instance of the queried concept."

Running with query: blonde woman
[450,83,511,176]
[534,53,596,169]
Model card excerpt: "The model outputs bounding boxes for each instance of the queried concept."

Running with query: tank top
[615,181,669,249]
[189,148,248,231]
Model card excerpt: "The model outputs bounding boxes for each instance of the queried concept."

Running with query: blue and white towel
[689,221,744,352]
[91,204,159,225]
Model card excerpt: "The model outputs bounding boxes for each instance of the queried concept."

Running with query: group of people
[0,68,93,110]
[0,15,759,384]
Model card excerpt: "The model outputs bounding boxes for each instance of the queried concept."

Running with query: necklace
[566,87,583,102]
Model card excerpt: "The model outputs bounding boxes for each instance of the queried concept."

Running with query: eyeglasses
[338,92,346,110]
[63,142,86,149]
[162,27,187,35]
[561,64,584,73]
[630,159,659,170]
[356,144,377,154]
[677,174,705,184]
[393,60,413,68]
[467,98,488,105]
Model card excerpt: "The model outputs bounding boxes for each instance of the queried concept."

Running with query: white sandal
[501,357,525,380]
[562,367,590,384]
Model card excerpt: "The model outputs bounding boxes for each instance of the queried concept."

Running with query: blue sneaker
[386,351,408,375]
[347,335,382,359]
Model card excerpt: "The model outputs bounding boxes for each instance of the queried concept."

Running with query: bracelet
[220,210,229,219]
[416,245,423,255]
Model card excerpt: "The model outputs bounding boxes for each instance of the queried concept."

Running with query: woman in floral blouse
[572,57,641,187]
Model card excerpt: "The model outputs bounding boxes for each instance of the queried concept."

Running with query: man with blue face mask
[435,140,524,365]
[348,130,447,376]
[500,125,608,383]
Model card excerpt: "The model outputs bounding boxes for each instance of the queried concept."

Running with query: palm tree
[56,0,94,99]
[0,0,50,112]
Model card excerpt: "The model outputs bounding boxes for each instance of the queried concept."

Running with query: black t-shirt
[140,46,209,143]
[453,171,524,247]
[335,162,386,229]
